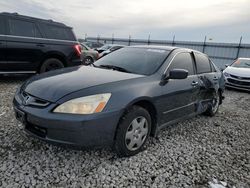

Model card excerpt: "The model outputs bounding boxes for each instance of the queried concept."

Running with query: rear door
[4,17,45,71]
[0,16,7,69]
[160,52,200,124]
[194,52,219,101]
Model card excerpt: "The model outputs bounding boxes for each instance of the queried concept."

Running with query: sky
[0,0,250,43]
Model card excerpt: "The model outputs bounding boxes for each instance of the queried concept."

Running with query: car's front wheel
[114,106,151,157]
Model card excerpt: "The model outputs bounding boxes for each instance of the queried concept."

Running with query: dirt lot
[0,76,249,188]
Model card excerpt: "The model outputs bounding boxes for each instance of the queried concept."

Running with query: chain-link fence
[86,36,250,69]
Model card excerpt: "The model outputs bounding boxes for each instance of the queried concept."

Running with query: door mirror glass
[168,69,188,79]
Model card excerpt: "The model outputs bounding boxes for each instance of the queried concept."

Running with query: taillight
[74,44,82,57]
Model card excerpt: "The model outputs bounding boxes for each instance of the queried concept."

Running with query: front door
[160,52,200,124]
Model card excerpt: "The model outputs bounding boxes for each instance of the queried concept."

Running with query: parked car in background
[0,12,82,74]
[96,44,124,53]
[14,45,225,157]
[80,43,99,65]
[223,58,250,91]
[82,41,104,49]
[99,44,125,58]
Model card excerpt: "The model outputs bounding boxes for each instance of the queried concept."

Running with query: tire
[114,106,151,157]
[40,58,64,73]
[204,90,220,116]
[83,57,94,65]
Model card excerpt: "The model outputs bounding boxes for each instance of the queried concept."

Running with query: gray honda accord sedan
[13,45,225,157]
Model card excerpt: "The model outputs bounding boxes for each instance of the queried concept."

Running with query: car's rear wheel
[114,106,151,157]
[83,57,94,65]
[40,58,64,73]
[204,90,220,116]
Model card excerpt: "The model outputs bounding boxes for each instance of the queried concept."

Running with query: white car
[223,58,250,91]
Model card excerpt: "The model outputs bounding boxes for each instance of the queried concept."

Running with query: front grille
[21,91,50,107]
[230,74,250,80]
[227,78,250,86]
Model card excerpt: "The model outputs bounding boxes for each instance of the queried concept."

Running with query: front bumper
[13,95,123,148]
[225,77,250,92]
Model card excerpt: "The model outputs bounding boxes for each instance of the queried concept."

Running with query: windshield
[231,59,250,68]
[94,47,170,75]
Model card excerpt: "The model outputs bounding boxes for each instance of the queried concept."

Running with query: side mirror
[160,69,188,85]
[225,64,229,67]
[168,69,188,79]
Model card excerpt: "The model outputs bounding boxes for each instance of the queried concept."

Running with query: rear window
[9,19,41,37]
[195,53,211,74]
[40,24,75,41]
[0,16,5,34]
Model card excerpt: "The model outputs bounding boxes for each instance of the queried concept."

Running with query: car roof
[128,45,208,54]
[0,12,71,28]
[128,45,177,51]
[238,57,250,60]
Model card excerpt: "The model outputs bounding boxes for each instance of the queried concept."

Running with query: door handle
[36,43,45,47]
[191,81,199,86]
[213,77,218,81]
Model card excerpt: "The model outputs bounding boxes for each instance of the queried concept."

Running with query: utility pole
[202,36,207,53]
[172,35,175,46]
[112,33,114,44]
[236,36,242,59]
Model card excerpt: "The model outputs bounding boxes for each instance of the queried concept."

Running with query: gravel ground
[0,76,249,188]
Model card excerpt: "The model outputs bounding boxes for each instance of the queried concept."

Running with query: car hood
[224,66,250,78]
[23,66,144,102]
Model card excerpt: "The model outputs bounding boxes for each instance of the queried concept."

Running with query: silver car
[223,58,250,91]
[80,43,99,65]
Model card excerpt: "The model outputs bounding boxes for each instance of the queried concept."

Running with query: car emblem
[23,95,33,105]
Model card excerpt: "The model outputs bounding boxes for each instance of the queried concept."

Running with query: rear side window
[40,24,75,41]
[0,16,5,34]
[168,52,194,75]
[9,19,41,38]
[195,53,211,74]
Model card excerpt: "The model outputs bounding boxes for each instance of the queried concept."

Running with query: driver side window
[168,52,194,75]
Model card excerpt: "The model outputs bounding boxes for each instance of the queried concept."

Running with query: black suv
[0,12,82,74]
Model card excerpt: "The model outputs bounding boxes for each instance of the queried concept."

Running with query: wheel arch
[38,52,68,72]
[115,97,158,139]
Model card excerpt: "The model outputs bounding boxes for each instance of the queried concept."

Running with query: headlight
[223,72,230,77]
[53,93,111,114]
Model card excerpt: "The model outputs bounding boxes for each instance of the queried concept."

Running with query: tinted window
[95,48,170,75]
[0,16,5,34]
[195,53,211,74]
[168,53,194,75]
[9,19,41,37]
[40,24,75,41]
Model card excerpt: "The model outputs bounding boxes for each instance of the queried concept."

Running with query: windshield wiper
[98,64,132,73]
